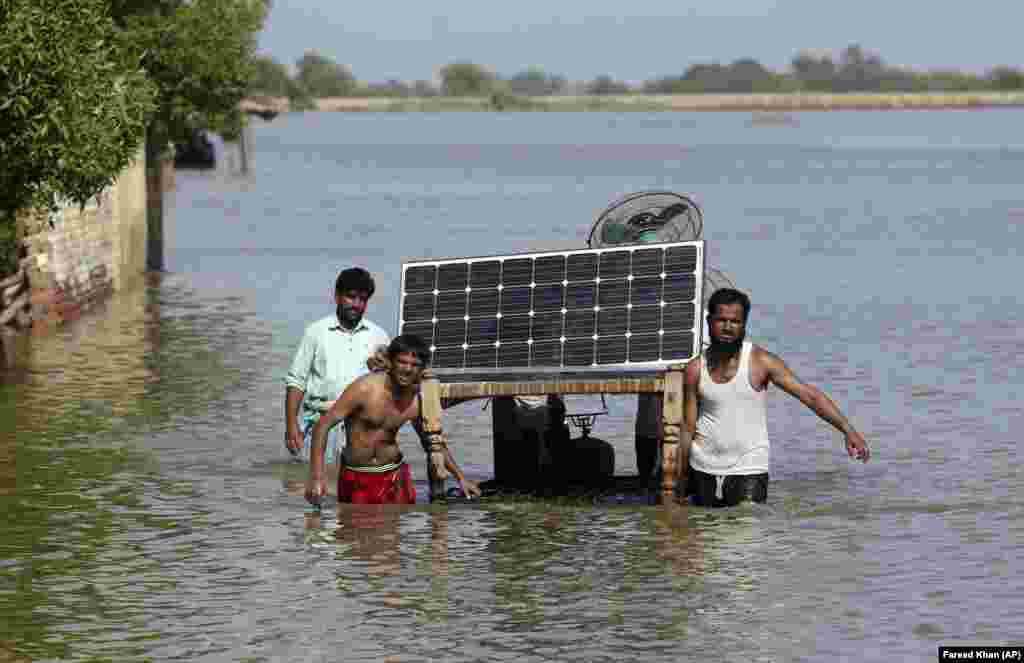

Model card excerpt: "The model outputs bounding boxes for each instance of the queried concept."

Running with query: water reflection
[0,276,264,662]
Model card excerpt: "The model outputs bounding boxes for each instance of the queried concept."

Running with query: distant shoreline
[241,91,1024,116]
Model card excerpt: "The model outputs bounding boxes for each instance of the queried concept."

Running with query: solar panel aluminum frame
[399,240,705,380]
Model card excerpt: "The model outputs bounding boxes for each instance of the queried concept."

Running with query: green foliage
[507,67,568,96]
[988,66,1024,91]
[0,0,156,214]
[0,215,17,275]
[114,0,268,144]
[295,51,357,97]
[586,75,630,95]
[250,55,297,97]
[440,61,496,96]
[249,54,314,108]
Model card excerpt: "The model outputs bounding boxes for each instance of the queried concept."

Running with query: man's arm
[305,380,363,505]
[284,327,317,454]
[762,349,870,462]
[678,358,701,484]
[412,421,481,498]
[284,387,305,455]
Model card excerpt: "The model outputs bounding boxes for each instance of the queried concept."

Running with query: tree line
[1,0,268,275]
[252,45,1024,104]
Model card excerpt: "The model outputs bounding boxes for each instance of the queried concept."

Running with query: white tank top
[691,341,770,476]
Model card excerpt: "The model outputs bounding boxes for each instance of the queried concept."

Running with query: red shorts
[337,462,416,505]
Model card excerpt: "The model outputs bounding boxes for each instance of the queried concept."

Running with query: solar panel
[399,240,704,375]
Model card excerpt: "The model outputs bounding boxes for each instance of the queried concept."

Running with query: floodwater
[3,110,1023,662]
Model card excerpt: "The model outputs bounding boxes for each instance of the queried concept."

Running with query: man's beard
[337,304,363,329]
[707,328,745,361]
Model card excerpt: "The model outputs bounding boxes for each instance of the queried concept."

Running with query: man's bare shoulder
[750,344,785,369]
[683,355,702,384]
[347,371,388,395]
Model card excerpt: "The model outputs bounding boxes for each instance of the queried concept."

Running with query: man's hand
[305,474,328,506]
[845,430,870,463]
[367,346,389,371]
[458,477,482,499]
[285,424,303,456]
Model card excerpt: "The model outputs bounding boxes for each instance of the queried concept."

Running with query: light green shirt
[284,314,390,414]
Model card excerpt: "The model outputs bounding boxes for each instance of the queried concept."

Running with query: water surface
[3,110,1023,662]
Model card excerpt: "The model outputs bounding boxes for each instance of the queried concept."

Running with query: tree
[440,61,496,96]
[112,0,268,270]
[507,67,568,96]
[988,66,1024,91]
[587,75,630,95]
[249,55,313,108]
[113,0,268,144]
[791,51,838,91]
[295,51,357,97]
[0,0,156,273]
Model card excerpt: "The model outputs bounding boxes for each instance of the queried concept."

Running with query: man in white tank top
[680,288,870,506]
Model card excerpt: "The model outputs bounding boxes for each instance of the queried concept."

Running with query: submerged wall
[15,148,150,329]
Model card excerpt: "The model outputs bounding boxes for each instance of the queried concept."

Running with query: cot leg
[420,375,449,501]
[661,366,685,497]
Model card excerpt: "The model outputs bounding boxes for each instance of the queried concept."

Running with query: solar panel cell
[533,284,563,312]
[565,282,596,309]
[402,293,434,322]
[531,341,562,366]
[468,318,498,344]
[468,288,499,317]
[502,258,532,286]
[498,315,530,342]
[435,291,467,319]
[598,250,631,279]
[665,245,698,273]
[564,339,595,366]
[631,248,663,276]
[598,281,628,307]
[566,253,597,282]
[663,274,696,303]
[597,307,628,335]
[662,332,695,359]
[597,336,628,364]
[531,312,563,340]
[404,266,436,293]
[630,277,662,307]
[500,286,531,316]
[498,343,530,367]
[466,345,496,367]
[469,260,501,288]
[534,255,565,284]
[435,318,467,345]
[564,309,595,337]
[628,335,661,362]
[438,263,468,291]
[629,306,661,334]
[663,303,696,331]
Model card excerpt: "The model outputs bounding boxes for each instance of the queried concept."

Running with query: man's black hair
[335,267,376,298]
[706,288,751,322]
[387,334,430,367]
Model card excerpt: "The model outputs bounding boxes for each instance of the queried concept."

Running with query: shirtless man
[681,288,870,507]
[305,334,481,507]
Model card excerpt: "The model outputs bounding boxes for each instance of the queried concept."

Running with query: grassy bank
[243,91,1024,115]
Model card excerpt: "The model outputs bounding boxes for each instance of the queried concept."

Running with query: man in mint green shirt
[284,267,390,464]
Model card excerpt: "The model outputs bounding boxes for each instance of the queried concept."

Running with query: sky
[258,1,1022,83]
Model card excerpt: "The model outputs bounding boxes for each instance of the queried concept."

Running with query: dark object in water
[174,130,216,169]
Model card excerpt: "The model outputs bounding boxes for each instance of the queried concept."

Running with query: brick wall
[16,149,150,329]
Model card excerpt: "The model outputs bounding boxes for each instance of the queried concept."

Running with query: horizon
[257,1,1022,83]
